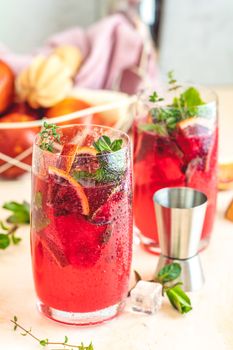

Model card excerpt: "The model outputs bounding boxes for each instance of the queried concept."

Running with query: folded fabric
[0,13,158,95]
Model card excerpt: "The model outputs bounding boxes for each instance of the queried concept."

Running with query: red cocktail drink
[133,85,218,253]
[31,124,132,324]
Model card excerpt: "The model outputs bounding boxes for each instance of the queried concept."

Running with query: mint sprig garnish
[39,121,61,152]
[11,316,94,349]
[141,71,206,134]
[73,135,125,184]
[132,263,192,315]
[93,135,123,152]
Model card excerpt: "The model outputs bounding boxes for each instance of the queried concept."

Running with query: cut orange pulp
[48,166,90,215]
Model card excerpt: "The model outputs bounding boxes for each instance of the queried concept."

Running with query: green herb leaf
[39,339,49,347]
[32,192,50,231]
[149,91,164,103]
[167,70,177,85]
[93,135,123,153]
[11,235,22,245]
[157,263,181,283]
[0,234,10,249]
[173,87,204,109]
[111,139,123,152]
[0,220,9,231]
[64,335,68,344]
[3,201,30,224]
[139,123,168,136]
[166,283,192,314]
[39,121,61,152]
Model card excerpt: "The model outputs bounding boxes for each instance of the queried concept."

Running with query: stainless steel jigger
[153,187,208,292]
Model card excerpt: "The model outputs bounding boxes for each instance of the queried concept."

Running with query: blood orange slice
[177,117,214,131]
[176,117,214,162]
[48,166,89,215]
[59,143,78,173]
[76,146,97,156]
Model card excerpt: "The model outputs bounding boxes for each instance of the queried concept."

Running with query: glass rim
[137,82,218,108]
[34,123,130,158]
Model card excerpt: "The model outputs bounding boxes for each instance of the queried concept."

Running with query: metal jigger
[154,187,208,292]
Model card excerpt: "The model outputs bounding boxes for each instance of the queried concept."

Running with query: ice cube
[130,281,163,314]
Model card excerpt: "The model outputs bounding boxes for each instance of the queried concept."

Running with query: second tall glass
[133,85,218,253]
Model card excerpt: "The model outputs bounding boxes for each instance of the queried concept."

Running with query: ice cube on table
[130,281,163,314]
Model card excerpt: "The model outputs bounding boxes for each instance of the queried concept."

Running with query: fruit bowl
[0,88,135,179]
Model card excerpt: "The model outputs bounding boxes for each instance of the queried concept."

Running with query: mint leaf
[149,91,164,103]
[93,135,112,152]
[157,263,181,283]
[0,234,10,249]
[32,192,50,231]
[167,70,177,85]
[111,139,123,152]
[173,87,204,109]
[3,201,30,224]
[166,283,192,314]
[39,339,49,347]
[93,135,123,153]
[139,123,168,136]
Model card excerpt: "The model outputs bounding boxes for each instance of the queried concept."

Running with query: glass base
[139,232,210,255]
[37,300,124,326]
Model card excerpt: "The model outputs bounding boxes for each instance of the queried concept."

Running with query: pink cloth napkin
[0,14,158,95]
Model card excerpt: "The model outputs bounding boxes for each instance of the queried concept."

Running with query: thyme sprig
[39,121,61,152]
[11,316,94,350]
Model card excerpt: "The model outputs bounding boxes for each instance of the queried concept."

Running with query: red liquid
[133,120,218,248]
[31,174,133,313]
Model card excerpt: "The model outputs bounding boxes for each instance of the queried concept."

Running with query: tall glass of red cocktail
[133,82,218,254]
[31,123,133,325]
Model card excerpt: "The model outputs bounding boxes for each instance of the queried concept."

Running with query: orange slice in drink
[218,162,233,190]
[59,143,78,173]
[76,146,97,156]
[48,166,89,215]
[177,117,214,132]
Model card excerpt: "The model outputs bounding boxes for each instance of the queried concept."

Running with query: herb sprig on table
[11,316,94,350]
[140,71,205,134]
[0,201,30,250]
[73,135,126,184]
[133,263,192,314]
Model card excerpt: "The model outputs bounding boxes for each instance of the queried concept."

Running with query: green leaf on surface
[0,220,9,231]
[3,201,30,224]
[166,283,192,314]
[39,339,49,347]
[157,263,181,283]
[0,234,10,249]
